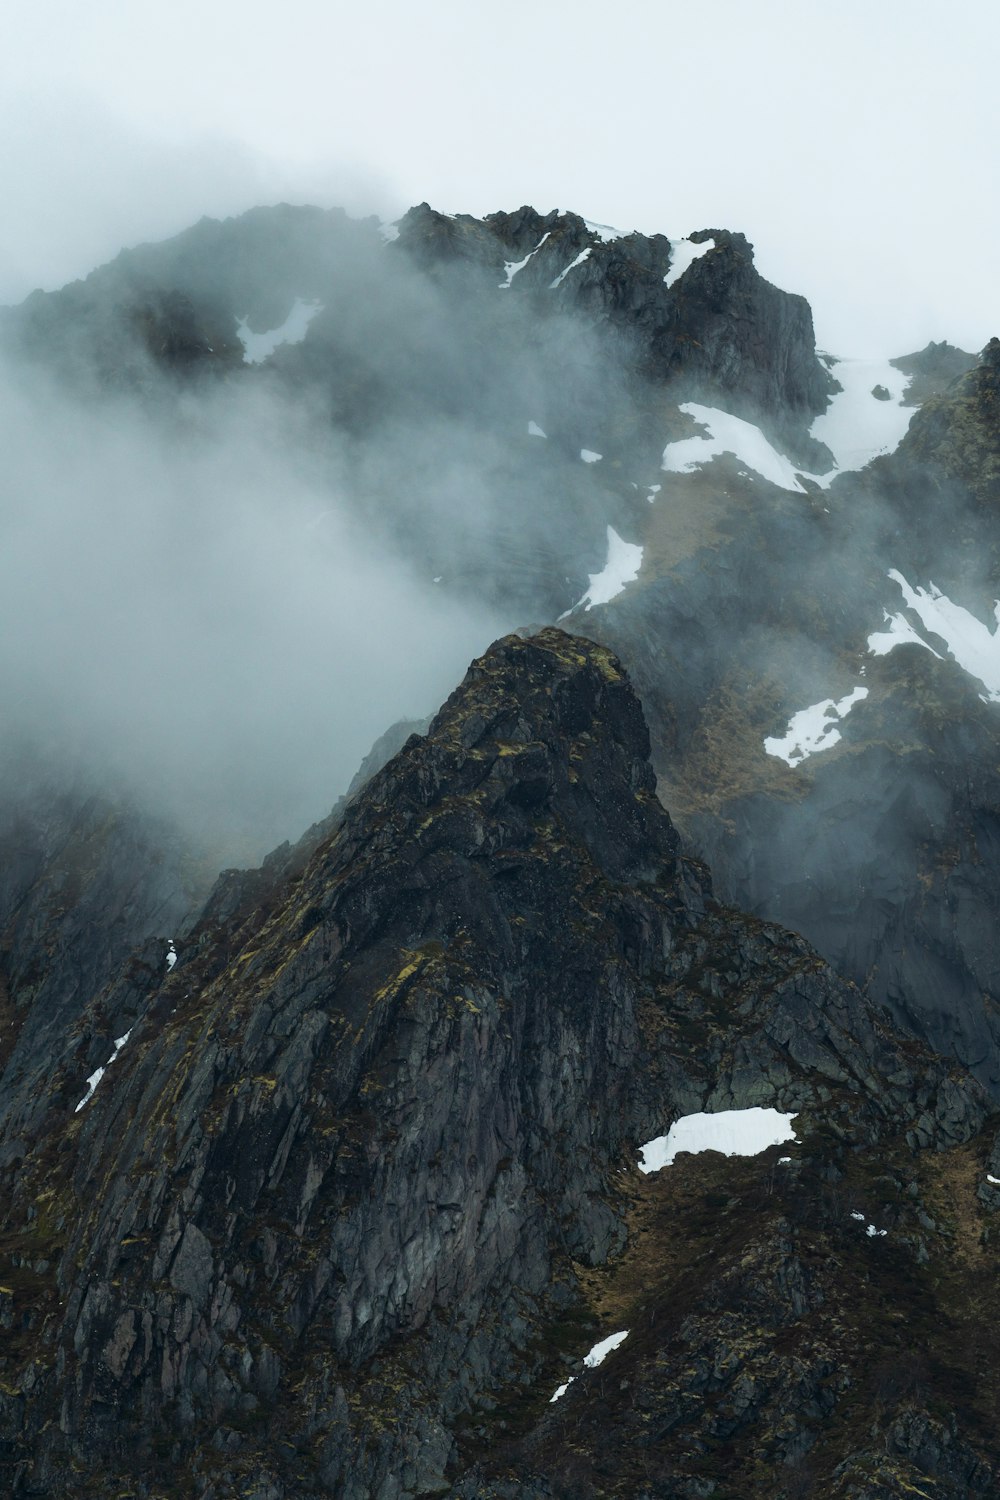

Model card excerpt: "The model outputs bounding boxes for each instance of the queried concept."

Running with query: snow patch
[646,483,661,503]
[74,1029,133,1113]
[560,526,642,615]
[584,218,624,242]
[638,1108,798,1174]
[987,1174,1000,1186]
[527,420,547,438]
[499,231,551,288]
[585,1330,629,1367]
[850,1210,886,1236]
[811,358,914,482]
[550,248,592,288]
[869,571,1000,700]
[867,611,941,659]
[379,220,400,244]
[763,686,869,767]
[236,299,323,364]
[580,449,602,463]
[664,236,716,289]
[548,1329,629,1404]
[166,940,177,971]
[662,403,817,492]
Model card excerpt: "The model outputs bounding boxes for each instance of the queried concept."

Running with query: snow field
[661,403,818,493]
[235,298,323,364]
[869,570,1000,701]
[810,358,914,481]
[550,248,592,288]
[638,1107,799,1174]
[499,232,551,288]
[74,1029,132,1113]
[549,1330,630,1403]
[763,686,869,768]
[663,236,716,290]
[559,526,643,616]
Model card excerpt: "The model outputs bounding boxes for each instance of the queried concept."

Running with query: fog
[0,204,641,867]
[5,2,998,356]
[0,349,511,862]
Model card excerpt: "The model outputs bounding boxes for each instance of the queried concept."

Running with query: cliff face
[568,337,1000,1098]
[0,771,206,1165]
[1,633,996,1499]
[4,202,1000,1496]
[395,203,833,467]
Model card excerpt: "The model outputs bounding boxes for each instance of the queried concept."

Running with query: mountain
[1,630,997,1500]
[0,201,998,1496]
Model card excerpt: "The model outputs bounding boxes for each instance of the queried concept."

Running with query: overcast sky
[4,0,998,355]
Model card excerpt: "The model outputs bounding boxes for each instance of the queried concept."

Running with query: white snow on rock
[646,483,661,503]
[499,231,551,288]
[763,686,869,767]
[850,1211,866,1221]
[550,248,592,288]
[584,218,625,242]
[867,611,943,660]
[988,1174,1000,1186]
[866,1224,888,1238]
[379,220,400,244]
[235,298,323,364]
[166,940,177,971]
[549,1330,630,1403]
[810,358,914,483]
[584,1330,629,1367]
[638,1108,798,1174]
[664,236,716,289]
[560,526,643,615]
[74,1029,133,1113]
[580,449,602,463]
[868,571,1000,700]
[527,420,547,438]
[661,403,817,492]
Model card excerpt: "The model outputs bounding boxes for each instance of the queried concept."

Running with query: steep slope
[0,200,835,623]
[0,632,995,1499]
[570,341,1000,1092]
[0,761,209,1165]
[3,198,998,1099]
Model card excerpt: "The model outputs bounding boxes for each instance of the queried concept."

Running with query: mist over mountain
[1,198,999,1499]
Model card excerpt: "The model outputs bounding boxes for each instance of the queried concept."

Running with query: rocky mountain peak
[3,195,1000,1497]
[1,627,996,1497]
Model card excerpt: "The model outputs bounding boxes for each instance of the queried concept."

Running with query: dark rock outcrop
[0,632,995,1498]
[395,203,834,467]
[0,768,207,1165]
[571,339,1000,1098]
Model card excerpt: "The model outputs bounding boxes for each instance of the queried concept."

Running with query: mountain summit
[0,202,998,1497]
[1,630,996,1498]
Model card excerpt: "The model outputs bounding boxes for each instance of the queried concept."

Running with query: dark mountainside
[1,632,998,1500]
[1,201,999,1497]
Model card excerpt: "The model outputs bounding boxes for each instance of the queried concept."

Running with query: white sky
[4,0,998,355]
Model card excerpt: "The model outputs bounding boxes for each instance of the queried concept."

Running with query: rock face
[0,199,836,645]
[0,205,371,392]
[4,201,1000,1495]
[395,203,833,467]
[1,632,997,1498]
[567,339,1000,1098]
[0,766,206,1166]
